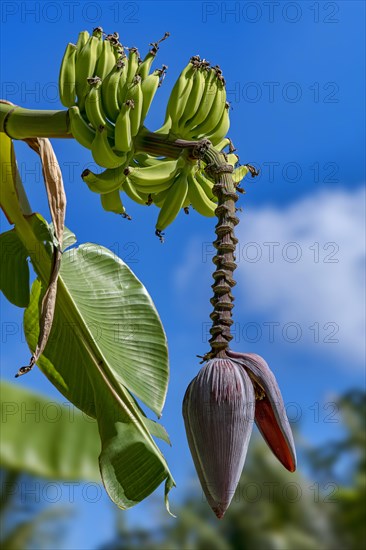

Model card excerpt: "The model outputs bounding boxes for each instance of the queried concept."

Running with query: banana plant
[0,26,295,519]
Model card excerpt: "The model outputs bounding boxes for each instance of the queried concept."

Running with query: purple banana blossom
[182,352,296,519]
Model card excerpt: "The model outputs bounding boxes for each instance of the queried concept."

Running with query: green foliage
[0,230,30,307]
[0,381,100,481]
[22,242,174,511]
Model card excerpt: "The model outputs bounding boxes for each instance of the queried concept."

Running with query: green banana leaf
[0,381,100,481]
[23,242,174,511]
[0,230,30,307]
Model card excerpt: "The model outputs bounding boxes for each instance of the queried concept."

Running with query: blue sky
[1,1,365,548]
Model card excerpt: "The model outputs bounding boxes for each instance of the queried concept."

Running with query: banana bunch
[80,129,249,236]
[59,28,168,174]
[60,29,248,232]
[160,56,230,146]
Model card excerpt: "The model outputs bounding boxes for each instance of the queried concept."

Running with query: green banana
[155,169,189,234]
[180,66,206,131]
[75,35,99,110]
[81,164,127,194]
[194,168,216,200]
[126,75,143,137]
[138,50,155,80]
[140,69,163,123]
[126,159,181,193]
[76,30,89,53]
[226,152,239,167]
[205,102,230,146]
[122,177,151,205]
[115,100,133,152]
[59,43,77,108]
[191,78,226,139]
[91,125,126,169]
[138,31,169,79]
[68,105,95,149]
[92,26,104,57]
[154,116,172,135]
[100,189,129,216]
[95,37,116,80]
[126,47,140,85]
[232,165,250,183]
[85,77,114,136]
[215,137,231,152]
[152,187,171,208]
[170,63,195,134]
[164,61,193,130]
[101,58,126,122]
[187,171,217,217]
[133,152,166,167]
[116,57,129,105]
[185,68,216,130]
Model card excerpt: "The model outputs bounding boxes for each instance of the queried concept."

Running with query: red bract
[227,351,297,473]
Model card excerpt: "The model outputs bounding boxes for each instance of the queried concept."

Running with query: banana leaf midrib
[52,273,170,458]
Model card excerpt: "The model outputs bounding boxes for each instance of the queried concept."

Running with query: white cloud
[175,187,365,367]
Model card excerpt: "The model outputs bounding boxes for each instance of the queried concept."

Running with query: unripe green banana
[205,102,230,146]
[232,165,250,184]
[154,116,172,135]
[226,152,239,167]
[85,77,114,137]
[138,31,170,79]
[75,35,100,111]
[116,57,129,105]
[76,30,89,53]
[81,164,127,194]
[194,168,216,200]
[91,125,126,169]
[126,47,140,86]
[101,58,126,122]
[182,194,191,212]
[133,152,165,167]
[126,159,181,193]
[191,79,227,141]
[68,105,95,149]
[115,100,133,153]
[92,26,104,57]
[126,75,143,137]
[187,171,217,217]
[59,43,77,108]
[185,68,216,130]
[180,66,206,131]
[140,68,165,124]
[95,37,117,80]
[191,78,226,139]
[215,137,231,152]
[138,50,155,80]
[170,63,195,134]
[155,169,189,235]
[152,187,171,208]
[100,189,129,216]
[122,177,151,205]
[164,61,193,130]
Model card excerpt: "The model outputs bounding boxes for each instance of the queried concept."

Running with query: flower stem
[201,146,238,359]
[0,102,70,139]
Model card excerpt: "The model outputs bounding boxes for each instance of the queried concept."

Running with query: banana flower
[183,352,296,518]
